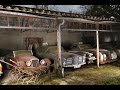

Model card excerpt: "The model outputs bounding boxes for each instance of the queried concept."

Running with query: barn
[0,5,120,71]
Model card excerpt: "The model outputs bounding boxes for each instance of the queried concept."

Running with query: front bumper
[63,62,86,69]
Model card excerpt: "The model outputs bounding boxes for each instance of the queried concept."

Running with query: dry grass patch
[3,62,120,85]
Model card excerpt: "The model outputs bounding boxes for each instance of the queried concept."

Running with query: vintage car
[4,50,40,69]
[0,62,3,76]
[41,46,86,69]
[69,43,96,64]
[86,49,117,64]
[69,43,117,64]
[93,43,118,64]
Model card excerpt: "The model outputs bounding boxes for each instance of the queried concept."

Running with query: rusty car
[68,43,118,64]
[0,62,3,76]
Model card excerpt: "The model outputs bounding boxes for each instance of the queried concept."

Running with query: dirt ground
[1,61,120,85]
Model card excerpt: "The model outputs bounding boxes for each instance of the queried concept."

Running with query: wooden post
[96,30,99,67]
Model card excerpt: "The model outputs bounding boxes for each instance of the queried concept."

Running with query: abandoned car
[68,43,96,64]
[4,50,52,69]
[68,43,118,64]
[86,49,117,64]
[4,50,39,69]
[0,62,3,76]
[40,46,86,69]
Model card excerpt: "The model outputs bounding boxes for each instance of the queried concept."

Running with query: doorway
[25,37,43,50]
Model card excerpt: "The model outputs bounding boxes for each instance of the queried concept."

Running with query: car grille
[66,58,73,65]
[31,60,39,67]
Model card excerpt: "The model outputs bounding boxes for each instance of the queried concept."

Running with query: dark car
[44,46,86,69]
[69,43,96,64]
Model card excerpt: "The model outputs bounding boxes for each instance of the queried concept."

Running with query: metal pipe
[56,19,65,77]
[57,19,65,67]
[0,59,16,68]
[96,30,99,67]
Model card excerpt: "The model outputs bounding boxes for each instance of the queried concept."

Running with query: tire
[61,68,64,78]
[99,52,107,64]
[58,67,64,78]
[103,54,107,61]
[99,52,103,62]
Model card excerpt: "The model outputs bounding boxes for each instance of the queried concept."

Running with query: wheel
[58,67,64,78]
[99,52,107,64]
[99,52,104,63]
[61,68,64,78]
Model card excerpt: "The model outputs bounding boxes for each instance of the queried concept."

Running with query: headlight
[66,58,73,65]
[26,60,32,67]
[79,56,82,61]
[78,56,83,63]
[40,59,45,65]
[63,61,66,66]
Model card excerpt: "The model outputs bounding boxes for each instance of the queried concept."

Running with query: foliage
[83,5,120,20]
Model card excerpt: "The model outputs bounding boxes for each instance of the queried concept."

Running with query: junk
[3,50,53,75]
[0,56,52,84]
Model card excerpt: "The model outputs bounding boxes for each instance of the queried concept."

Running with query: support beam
[57,19,65,77]
[57,20,65,68]
[0,26,57,30]
[96,30,99,67]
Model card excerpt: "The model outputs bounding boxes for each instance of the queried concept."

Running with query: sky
[17,5,82,13]
[54,5,80,12]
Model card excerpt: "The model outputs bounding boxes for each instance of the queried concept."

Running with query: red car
[0,62,3,76]
[5,50,40,69]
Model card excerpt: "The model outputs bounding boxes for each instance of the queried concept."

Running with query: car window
[48,46,66,53]
[13,50,33,57]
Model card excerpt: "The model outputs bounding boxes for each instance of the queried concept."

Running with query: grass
[3,61,120,85]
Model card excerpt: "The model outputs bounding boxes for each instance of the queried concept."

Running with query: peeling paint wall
[0,30,82,50]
